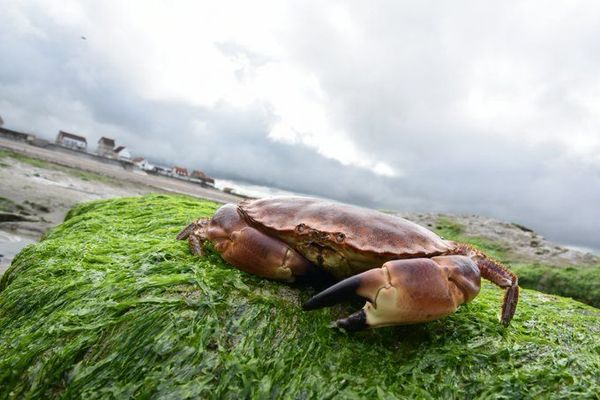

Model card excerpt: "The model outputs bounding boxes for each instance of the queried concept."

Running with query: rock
[24,200,51,213]
[0,212,37,222]
[0,195,598,398]
[400,212,599,266]
[512,223,534,233]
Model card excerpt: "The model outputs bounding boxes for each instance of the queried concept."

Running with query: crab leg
[304,256,481,331]
[179,204,316,282]
[475,256,519,326]
[451,244,519,326]
[177,218,210,256]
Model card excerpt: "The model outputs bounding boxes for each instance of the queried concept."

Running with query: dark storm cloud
[1,2,599,249]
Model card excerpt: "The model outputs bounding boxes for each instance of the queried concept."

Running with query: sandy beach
[0,138,242,274]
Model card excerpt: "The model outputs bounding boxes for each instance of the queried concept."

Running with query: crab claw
[177,218,210,256]
[303,256,481,331]
[303,265,388,331]
[303,268,385,308]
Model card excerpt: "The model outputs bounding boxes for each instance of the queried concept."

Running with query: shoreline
[0,139,245,275]
[1,137,598,275]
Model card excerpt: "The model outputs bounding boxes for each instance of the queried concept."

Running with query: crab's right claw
[303,266,388,331]
[303,257,481,331]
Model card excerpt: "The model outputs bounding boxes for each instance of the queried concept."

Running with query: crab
[177,197,519,331]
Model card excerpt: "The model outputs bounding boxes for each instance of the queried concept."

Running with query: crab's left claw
[177,218,210,256]
[303,256,481,331]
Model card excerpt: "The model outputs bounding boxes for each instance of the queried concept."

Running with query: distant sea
[214,178,311,199]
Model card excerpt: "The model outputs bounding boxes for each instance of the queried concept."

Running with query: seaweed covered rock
[0,195,599,398]
[425,216,600,307]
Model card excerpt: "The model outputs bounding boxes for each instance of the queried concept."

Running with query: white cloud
[30,0,396,176]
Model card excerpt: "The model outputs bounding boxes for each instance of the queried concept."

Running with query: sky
[1,1,599,250]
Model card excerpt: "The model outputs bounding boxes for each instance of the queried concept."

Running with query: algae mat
[0,194,598,399]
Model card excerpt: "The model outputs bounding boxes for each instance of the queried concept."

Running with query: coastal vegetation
[432,216,599,307]
[0,195,598,398]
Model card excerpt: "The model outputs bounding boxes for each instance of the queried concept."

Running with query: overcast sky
[1,1,599,250]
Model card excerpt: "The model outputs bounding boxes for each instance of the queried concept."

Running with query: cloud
[1,0,600,249]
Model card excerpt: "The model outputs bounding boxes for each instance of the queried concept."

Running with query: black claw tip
[302,275,362,310]
[336,309,368,332]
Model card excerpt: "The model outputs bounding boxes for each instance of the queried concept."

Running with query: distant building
[190,170,215,185]
[132,157,155,171]
[97,137,116,158]
[55,130,87,151]
[173,166,189,177]
[154,164,172,175]
[1,126,34,142]
[113,146,131,160]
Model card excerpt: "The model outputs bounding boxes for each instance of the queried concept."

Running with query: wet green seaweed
[0,195,599,399]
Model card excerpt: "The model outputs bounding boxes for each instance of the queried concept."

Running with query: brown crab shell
[238,197,454,278]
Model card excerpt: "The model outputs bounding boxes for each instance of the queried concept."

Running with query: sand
[0,138,242,274]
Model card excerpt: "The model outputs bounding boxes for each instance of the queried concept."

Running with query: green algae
[433,216,511,262]
[0,194,599,399]
[511,263,600,308]
[0,149,118,184]
[0,149,51,169]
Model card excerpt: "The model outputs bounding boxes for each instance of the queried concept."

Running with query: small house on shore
[154,164,172,176]
[97,137,116,158]
[173,166,189,177]
[132,157,155,171]
[191,170,215,185]
[55,131,87,151]
[113,146,131,160]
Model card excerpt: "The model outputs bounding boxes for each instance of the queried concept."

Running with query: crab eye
[296,223,306,233]
[335,233,346,242]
